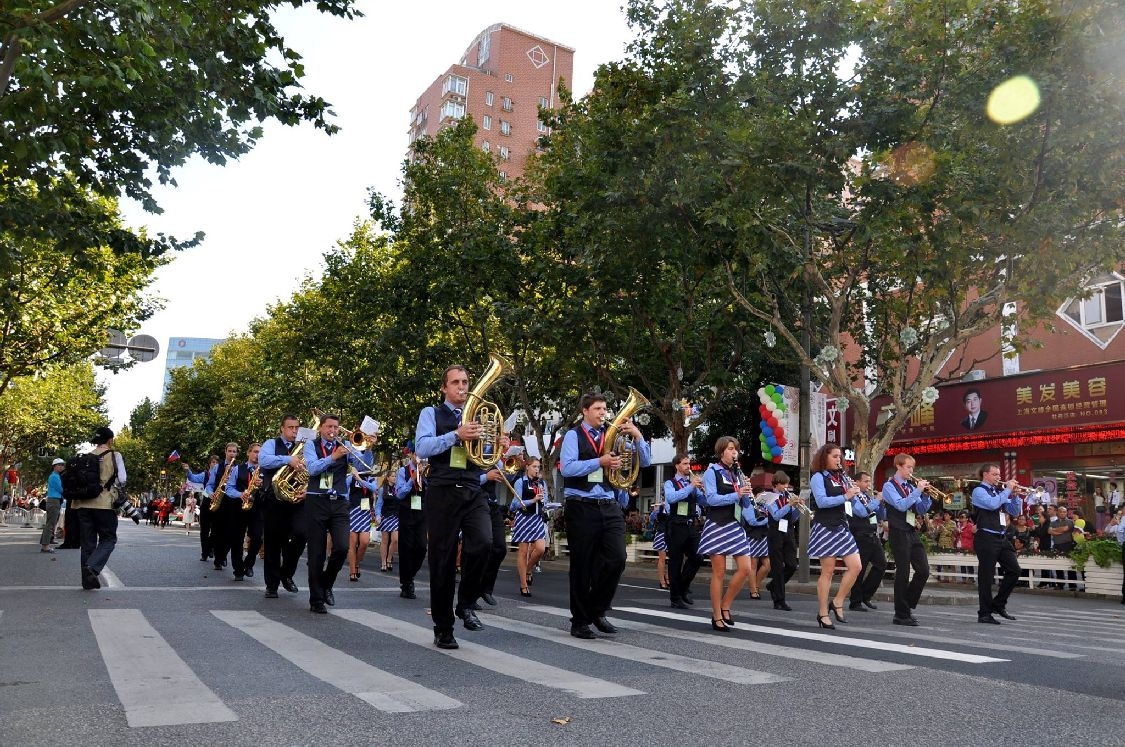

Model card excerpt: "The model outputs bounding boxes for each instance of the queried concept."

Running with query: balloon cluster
[757,385,787,464]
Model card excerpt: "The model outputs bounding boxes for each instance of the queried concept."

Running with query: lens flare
[987,75,1041,125]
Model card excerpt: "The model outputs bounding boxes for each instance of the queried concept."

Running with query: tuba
[603,387,651,489]
[273,411,320,503]
[462,353,513,469]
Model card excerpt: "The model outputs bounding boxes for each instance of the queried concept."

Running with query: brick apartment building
[408,24,575,180]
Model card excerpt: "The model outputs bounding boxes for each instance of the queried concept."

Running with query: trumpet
[784,490,814,517]
[908,479,952,504]
[1011,483,1044,499]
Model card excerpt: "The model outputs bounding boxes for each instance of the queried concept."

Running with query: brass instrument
[240,466,261,511]
[462,353,514,469]
[908,479,952,504]
[1011,483,1043,499]
[603,386,651,489]
[335,424,378,474]
[209,459,236,512]
[274,411,320,503]
[785,490,814,517]
[503,447,525,475]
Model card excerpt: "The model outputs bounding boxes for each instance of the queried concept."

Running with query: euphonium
[603,386,651,489]
[209,459,237,512]
[274,411,319,503]
[462,353,513,469]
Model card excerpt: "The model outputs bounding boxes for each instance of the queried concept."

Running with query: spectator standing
[40,459,66,552]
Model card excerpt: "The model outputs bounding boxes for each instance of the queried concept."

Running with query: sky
[104,1,636,429]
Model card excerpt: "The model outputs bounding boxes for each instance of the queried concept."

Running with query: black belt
[567,496,617,504]
[306,492,347,501]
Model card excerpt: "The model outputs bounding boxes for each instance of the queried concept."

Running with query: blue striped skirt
[511,512,547,543]
[349,506,372,534]
[652,531,667,552]
[377,514,400,534]
[697,520,750,557]
[808,522,858,559]
[745,535,770,558]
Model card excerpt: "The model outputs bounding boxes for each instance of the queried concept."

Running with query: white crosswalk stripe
[523,605,913,673]
[211,610,461,713]
[333,609,645,698]
[90,609,237,727]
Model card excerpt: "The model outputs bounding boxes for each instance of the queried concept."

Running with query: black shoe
[200,556,209,562]
[863,600,878,610]
[570,623,597,639]
[243,566,254,579]
[325,589,335,606]
[264,589,279,599]
[468,601,482,611]
[671,597,690,609]
[281,577,299,593]
[892,616,919,627]
[711,619,730,632]
[434,630,459,649]
[828,602,847,624]
[81,567,97,590]
[721,609,735,627]
[234,574,245,581]
[816,614,835,630]
[994,608,1017,621]
[310,602,328,614]
[457,608,484,631]
[978,614,1001,625]
[593,616,618,634]
[400,585,416,600]
[213,563,224,571]
[682,592,694,605]
[773,601,792,611]
[481,593,497,607]
[849,602,865,611]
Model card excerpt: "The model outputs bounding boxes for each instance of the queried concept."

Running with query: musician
[560,392,652,640]
[258,414,308,599]
[649,502,669,590]
[881,452,932,626]
[848,471,887,612]
[511,457,549,597]
[971,464,1023,624]
[207,443,240,572]
[764,471,799,611]
[303,414,372,614]
[183,455,219,561]
[699,436,754,632]
[375,477,399,573]
[347,468,379,582]
[742,489,771,600]
[808,443,862,629]
[664,454,704,609]
[394,450,426,599]
[478,455,512,608]
[415,365,510,649]
[223,442,262,581]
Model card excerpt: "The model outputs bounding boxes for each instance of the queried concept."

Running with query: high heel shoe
[817,614,835,630]
[349,572,359,582]
[520,587,532,597]
[829,601,847,624]
[721,609,735,626]
[711,619,730,632]
[749,591,761,600]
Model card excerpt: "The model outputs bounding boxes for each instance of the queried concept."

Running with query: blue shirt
[971,483,1023,535]
[415,400,462,460]
[1115,520,1125,545]
[664,474,703,516]
[512,476,544,510]
[204,463,224,493]
[851,491,885,520]
[395,464,417,500]
[560,421,651,506]
[760,490,798,522]
[224,462,258,499]
[703,463,741,507]
[881,477,932,513]
[303,440,370,482]
[259,438,296,471]
[47,472,63,500]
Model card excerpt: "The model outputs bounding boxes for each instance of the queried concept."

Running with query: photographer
[73,426,128,590]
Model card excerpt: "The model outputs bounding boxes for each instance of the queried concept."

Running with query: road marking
[614,607,1008,664]
[524,605,912,673]
[89,609,237,728]
[211,610,461,713]
[478,611,787,685]
[100,567,124,588]
[333,609,644,699]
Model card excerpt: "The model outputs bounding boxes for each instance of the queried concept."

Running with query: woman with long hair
[809,442,863,630]
[511,457,549,596]
[699,436,753,632]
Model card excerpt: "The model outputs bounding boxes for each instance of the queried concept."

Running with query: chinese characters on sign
[1015,376,1108,422]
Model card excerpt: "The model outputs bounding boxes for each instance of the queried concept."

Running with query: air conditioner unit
[961,370,986,382]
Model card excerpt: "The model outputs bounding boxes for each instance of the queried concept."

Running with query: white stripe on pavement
[478,611,788,685]
[211,610,461,713]
[524,605,912,673]
[333,609,644,699]
[614,607,1007,664]
[89,609,237,728]
[100,567,123,588]
[806,619,1083,659]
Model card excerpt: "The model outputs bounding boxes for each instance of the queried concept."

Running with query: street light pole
[797,187,813,583]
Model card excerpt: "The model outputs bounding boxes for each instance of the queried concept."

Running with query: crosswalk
[3,596,1116,730]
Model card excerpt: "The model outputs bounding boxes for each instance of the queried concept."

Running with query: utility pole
[797,186,813,583]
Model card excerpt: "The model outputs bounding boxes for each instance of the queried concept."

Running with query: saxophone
[273,411,319,503]
[603,387,651,489]
[462,353,513,469]
[209,459,237,512]
[240,466,261,511]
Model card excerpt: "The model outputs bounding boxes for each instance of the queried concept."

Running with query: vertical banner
[765,385,828,467]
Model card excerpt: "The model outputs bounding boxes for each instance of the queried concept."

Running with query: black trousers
[889,527,929,618]
[197,503,213,559]
[60,505,81,548]
[666,518,702,601]
[425,483,492,631]
[564,498,627,626]
[78,508,118,575]
[975,532,1020,617]
[766,530,798,603]
[398,505,427,589]
[242,503,264,573]
[480,502,508,596]
[263,496,307,592]
[850,530,887,604]
[305,494,351,606]
[211,499,242,568]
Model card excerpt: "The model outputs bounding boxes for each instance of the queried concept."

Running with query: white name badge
[844,501,854,517]
[778,518,789,534]
[360,498,370,512]
[869,514,878,525]
[999,512,1009,527]
[319,473,333,491]
[906,510,917,528]
[676,501,689,517]
[734,504,742,523]
[588,468,604,484]
[410,495,422,511]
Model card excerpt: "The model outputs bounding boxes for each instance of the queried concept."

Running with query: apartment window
[442,74,468,97]
[485,91,494,106]
[1058,273,1125,348]
[500,120,511,136]
[539,96,549,109]
[499,146,510,160]
[482,141,490,152]
[537,120,548,133]
[504,73,513,82]
[440,100,465,120]
[481,115,491,130]
[478,32,491,67]
[501,96,513,111]
[499,170,508,181]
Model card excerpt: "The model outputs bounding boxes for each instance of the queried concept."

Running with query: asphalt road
[1,520,1123,746]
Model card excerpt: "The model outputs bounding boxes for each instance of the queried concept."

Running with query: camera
[112,495,143,525]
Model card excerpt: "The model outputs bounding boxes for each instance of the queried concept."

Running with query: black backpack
[62,451,116,502]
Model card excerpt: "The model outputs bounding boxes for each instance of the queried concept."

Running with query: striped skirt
[377,513,400,534]
[652,531,667,552]
[349,506,373,534]
[511,512,547,543]
[697,520,750,557]
[745,535,770,558]
[808,522,859,559]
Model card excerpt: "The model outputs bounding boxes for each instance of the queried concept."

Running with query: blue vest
[308,437,348,495]
[562,424,613,492]
[260,436,291,499]
[426,404,481,486]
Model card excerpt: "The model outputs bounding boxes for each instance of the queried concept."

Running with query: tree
[128,397,157,437]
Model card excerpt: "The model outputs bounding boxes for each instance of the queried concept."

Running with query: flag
[166,450,180,463]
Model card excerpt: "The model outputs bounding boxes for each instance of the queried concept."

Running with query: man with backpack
[65,426,127,590]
